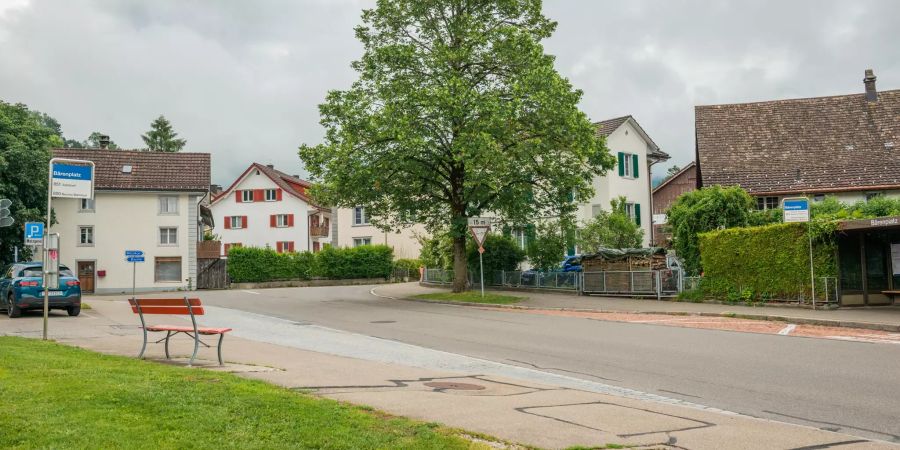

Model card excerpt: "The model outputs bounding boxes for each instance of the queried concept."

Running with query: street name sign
[783,198,810,223]
[25,222,44,246]
[126,256,145,263]
[125,250,144,257]
[51,163,94,199]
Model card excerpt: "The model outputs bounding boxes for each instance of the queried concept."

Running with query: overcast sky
[2,0,898,185]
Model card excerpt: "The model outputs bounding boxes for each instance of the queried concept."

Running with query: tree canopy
[300,0,614,291]
[577,197,644,252]
[141,115,186,152]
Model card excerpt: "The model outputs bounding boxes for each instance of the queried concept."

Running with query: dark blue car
[1,262,82,318]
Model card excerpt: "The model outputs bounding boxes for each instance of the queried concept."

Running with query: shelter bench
[882,290,900,302]
[129,297,232,366]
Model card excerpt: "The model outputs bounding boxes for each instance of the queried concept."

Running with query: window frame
[230,216,244,229]
[275,214,289,228]
[158,195,179,215]
[241,190,254,203]
[622,152,634,178]
[353,206,370,225]
[154,256,182,283]
[159,227,178,246]
[353,237,372,247]
[78,226,94,246]
[79,198,95,212]
[264,189,278,201]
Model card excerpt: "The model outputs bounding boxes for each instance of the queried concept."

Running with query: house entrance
[77,261,95,294]
[837,217,900,306]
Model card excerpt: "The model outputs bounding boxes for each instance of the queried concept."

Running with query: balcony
[310,225,329,238]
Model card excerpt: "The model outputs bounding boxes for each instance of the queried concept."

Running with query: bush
[526,220,573,271]
[227,247,314,283]
[577,197,643,252]
[466,233,526,273]
[228,244,393,283]
[418,232,454,270]
[393,258,422,271]
[698,222,836,301]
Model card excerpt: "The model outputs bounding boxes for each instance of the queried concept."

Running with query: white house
[334,206,425,259]
[50,148,211,294]
[210,163,332,255]
[578,115,670,248]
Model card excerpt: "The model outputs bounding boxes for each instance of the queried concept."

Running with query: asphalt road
[202,284,900,443]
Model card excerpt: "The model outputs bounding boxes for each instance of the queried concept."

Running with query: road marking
[778,324,796,335]
[242,290,260,295]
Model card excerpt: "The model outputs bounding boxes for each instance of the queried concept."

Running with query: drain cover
[370,320,396,324]
[424,381,485,391]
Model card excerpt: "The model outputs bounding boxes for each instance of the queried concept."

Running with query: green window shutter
[632,154,639,178]
[617,152,625,176]
[566,227,576,256]
[634,203,641,226]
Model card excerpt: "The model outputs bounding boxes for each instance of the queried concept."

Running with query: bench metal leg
[164,331,172,359]
[217,333,225,366]
[138,327,148,360]
[189,331,200,367]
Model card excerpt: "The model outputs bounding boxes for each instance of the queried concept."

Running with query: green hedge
[227,244,394,283]
[698,222,836,301]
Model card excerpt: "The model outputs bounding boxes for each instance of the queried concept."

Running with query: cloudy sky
[1,0,898,185]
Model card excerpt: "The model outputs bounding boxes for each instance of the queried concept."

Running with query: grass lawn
[414,291,524,305]
[0,337,490,449]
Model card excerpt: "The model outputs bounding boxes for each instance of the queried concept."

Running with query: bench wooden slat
[129,298,201,307]
[130,306,205,315]
[145,325,231,334]
[882,290,900,295]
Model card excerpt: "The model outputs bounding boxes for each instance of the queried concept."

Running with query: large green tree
[0,102,58,264]
[299,0,614,291]
[141,115,186,152]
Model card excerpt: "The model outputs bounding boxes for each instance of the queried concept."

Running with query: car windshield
[19,266,75,278]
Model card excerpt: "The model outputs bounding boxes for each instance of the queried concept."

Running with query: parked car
[519,255,582,287]
[1,262,82,318]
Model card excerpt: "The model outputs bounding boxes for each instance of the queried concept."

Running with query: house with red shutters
[209,163,332,255]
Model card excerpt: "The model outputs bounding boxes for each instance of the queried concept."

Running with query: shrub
[418,232,454,269]
[698,222,836,301]
[315,244,394,279]
[466,233,525,273]
[227,247,314,283]
[577,197,644,252]
[393,258,422,271]
[526,220,574,271]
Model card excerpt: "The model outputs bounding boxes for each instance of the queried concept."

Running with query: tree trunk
[452,234,468,293]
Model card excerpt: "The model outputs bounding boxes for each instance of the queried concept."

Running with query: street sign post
[783,197,816,309]
[468,218,492,298]
[41,233,60,340]
[25,222,44,246]
[126,250,145,301]
[43,158,95,340]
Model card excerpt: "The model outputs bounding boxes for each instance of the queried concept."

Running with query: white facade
[210,165,332,254]
[576,119,661,247]
[50,192,201,294]
[335,206,426,259]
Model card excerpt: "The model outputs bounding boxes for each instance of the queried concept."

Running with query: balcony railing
[310,225,329,237]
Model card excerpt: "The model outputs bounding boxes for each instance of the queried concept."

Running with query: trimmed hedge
[698,222,836,301]
[227,244,394,283]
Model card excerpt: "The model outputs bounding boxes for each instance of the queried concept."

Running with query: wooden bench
[129,297,232,366]
[882,290,900,301]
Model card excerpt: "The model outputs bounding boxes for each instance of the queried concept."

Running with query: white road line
[778,324,797,335]
[242,290,260,295]
[827,336,900,345]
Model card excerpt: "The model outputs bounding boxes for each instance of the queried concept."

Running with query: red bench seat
[145,325,232,334]
[129,297,231,366]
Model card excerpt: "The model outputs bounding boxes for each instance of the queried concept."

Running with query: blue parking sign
[25,222,44,245]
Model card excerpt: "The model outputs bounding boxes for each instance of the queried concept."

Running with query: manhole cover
[424,381,485,391]
[370,320,396,324]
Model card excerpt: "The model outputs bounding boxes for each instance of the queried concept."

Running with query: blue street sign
[25,222,44,245]
[125,250,144,257]
[783,197,810,223]
[126,256,145,263]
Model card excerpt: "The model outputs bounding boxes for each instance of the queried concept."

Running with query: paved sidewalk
[2,297,895,449]
[385,283,900,331]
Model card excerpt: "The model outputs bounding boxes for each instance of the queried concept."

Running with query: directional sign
[125,250,144,257]
[126,256,145,263]
[25,222,44,245]
[467,217,491,227]
[783,197,810,223]
[51,163,94,199]
[469,225,490,247]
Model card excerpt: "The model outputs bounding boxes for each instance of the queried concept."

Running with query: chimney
[99,134,110,149]
[292,174,300,178]
[266,164,274,169]
[864,69,877,102]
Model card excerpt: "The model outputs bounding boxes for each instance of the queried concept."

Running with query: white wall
[335,207,426,259]
[211,169,331,253]
[577,120,656,247]
[50,191,198,294]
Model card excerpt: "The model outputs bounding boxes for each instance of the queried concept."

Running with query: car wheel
[67,306,81,317]
[7,294,21,318]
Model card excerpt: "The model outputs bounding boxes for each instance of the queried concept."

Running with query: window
[591,204,604,217]
[623,202,641,226]
[78,226,94,246]
[158,195,178,214]
[228,216,245,229]
[512,229,527,250]
[274,214,290,227]
[353,206,369,225]
[756,196,779,210]
[159,227,178,245]
[618,152,638,178]
[813,194,826,202]
[79,198,95,212]
[276,241,295,253]
[865,192,884,202]
[265,189,278,201]
[353,237,372,247]
[155,257,182,282]
[241,190,254,202]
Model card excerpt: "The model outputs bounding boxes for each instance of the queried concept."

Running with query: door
[864,233,891,305]
[77,261,95,294]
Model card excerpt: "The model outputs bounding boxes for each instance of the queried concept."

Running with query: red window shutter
[224,244,230,255]
[276,242,283,253]
[313,242,320,252]
[235,191,242,202]
[288,242,295,252]
[224,217,231,229]
[242,216,248,228]
[287,214,294,227]
[276,189,283,201]
[254,189,264,201]
[270,215,276,227]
